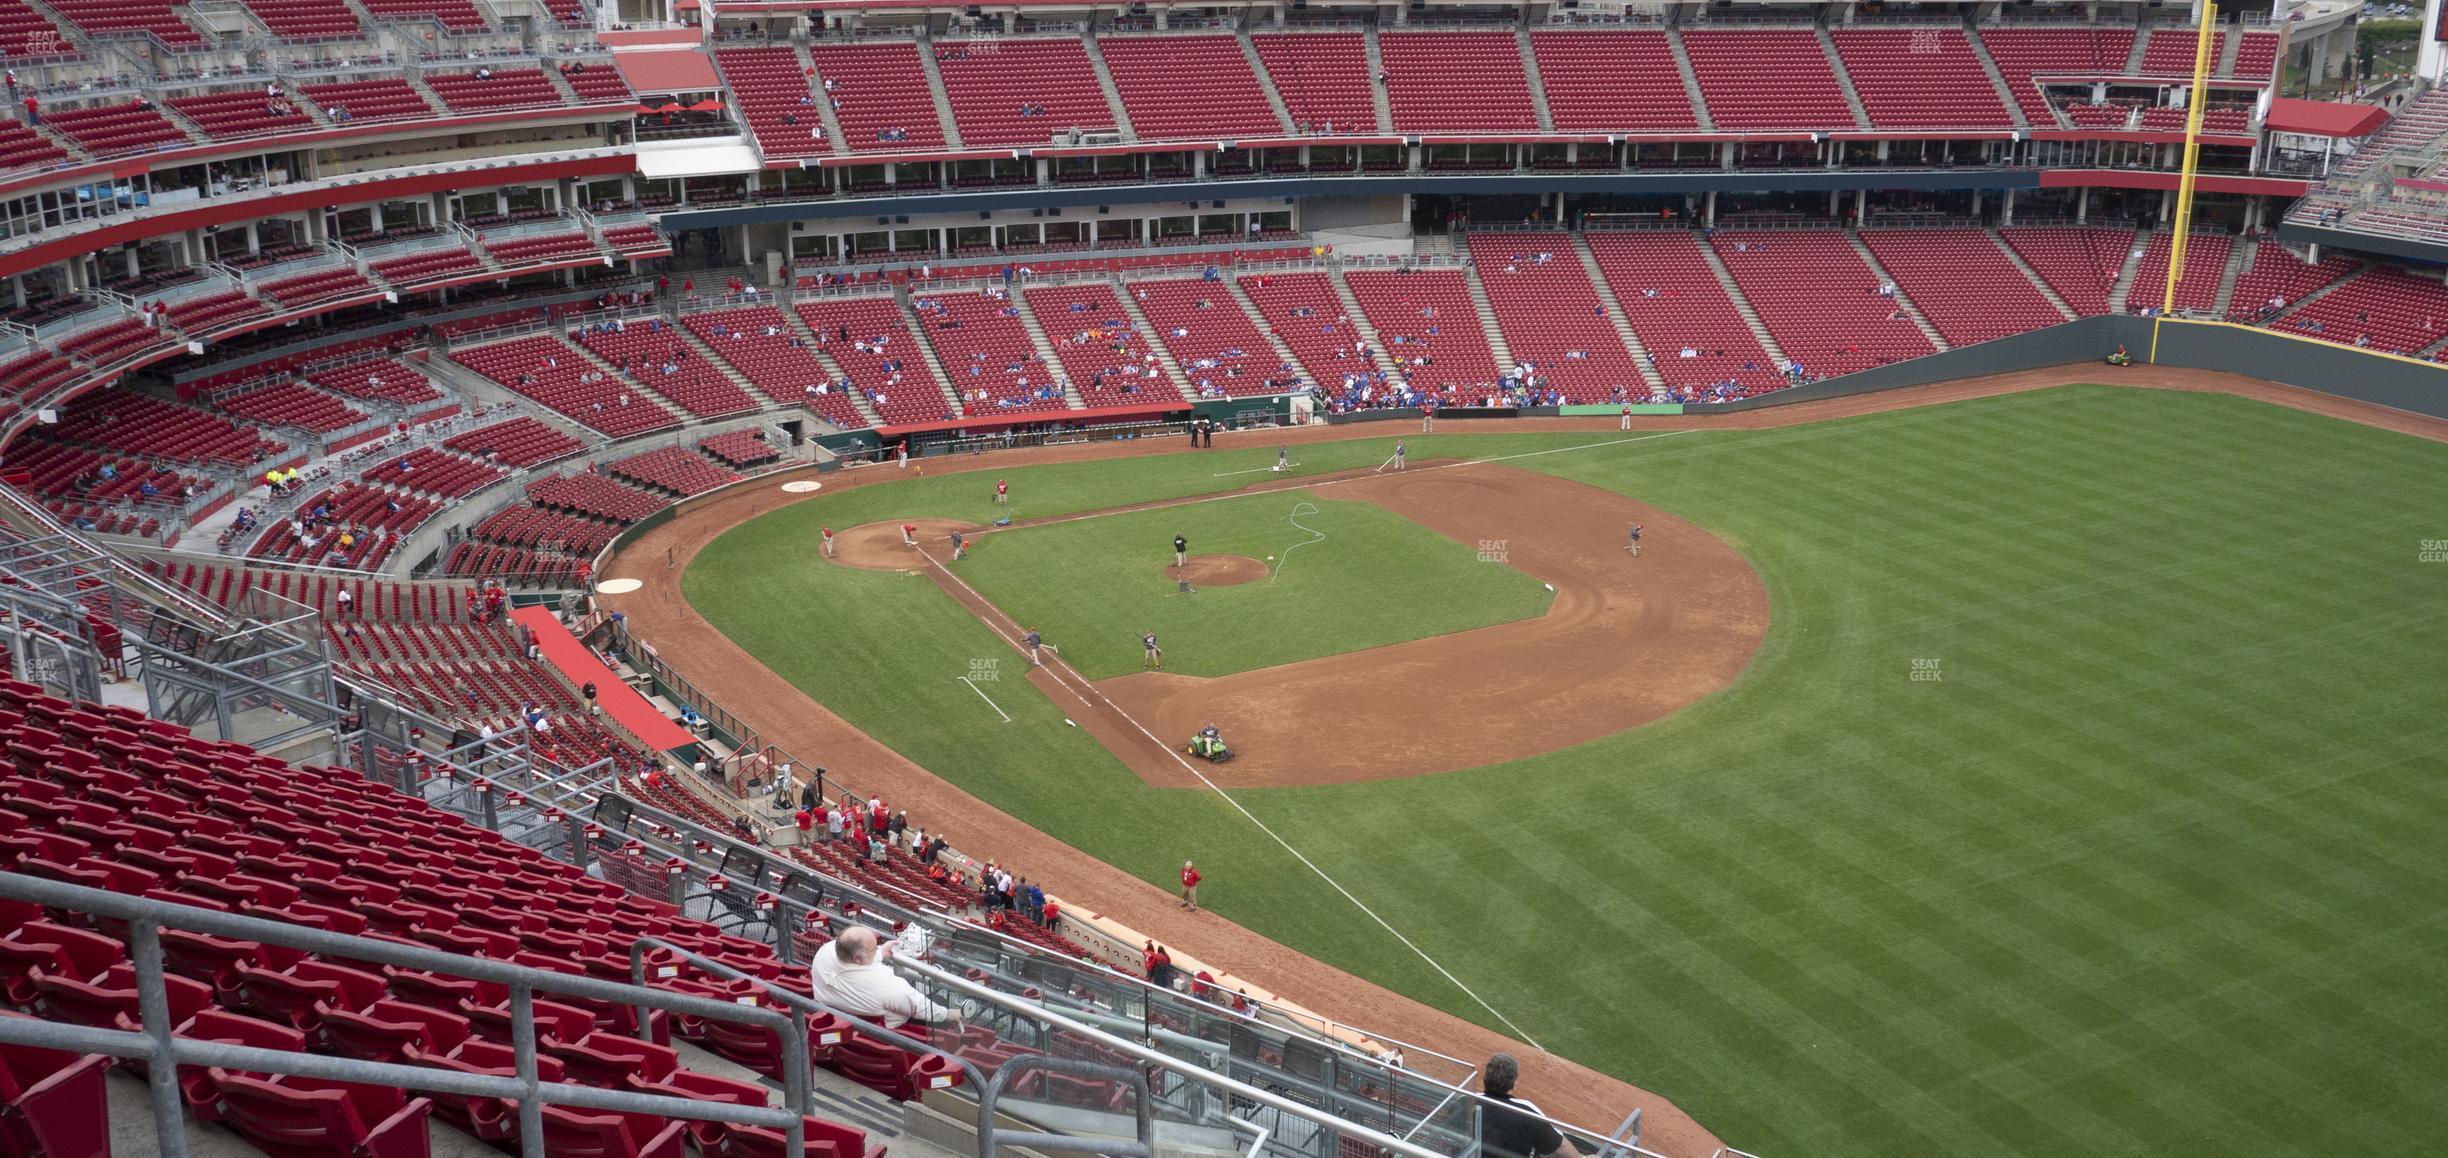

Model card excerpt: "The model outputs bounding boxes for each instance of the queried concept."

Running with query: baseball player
[901,522,917,547]
[1141,631,1162,671]
[1174,534,1188,567]
[1421,401,1435,433]
[1273,444,1290,473]
[1392,439,1407,470]
[950,529,967,561]
[995,478,1009,505]
[1024,626,1043,666]
[820,526,836,558]
[1627,522,1643,557]
[1621,404,1633,431]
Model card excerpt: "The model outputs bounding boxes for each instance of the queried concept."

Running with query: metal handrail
[0,872,811,1156]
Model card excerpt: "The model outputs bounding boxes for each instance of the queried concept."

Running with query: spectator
[808,926,961,1031]
[1479,1054,1581,1158]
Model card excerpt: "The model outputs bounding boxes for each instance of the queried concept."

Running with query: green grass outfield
[684,386,2448,1158]
[950,490,1551,678]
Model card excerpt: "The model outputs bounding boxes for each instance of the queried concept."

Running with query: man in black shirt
[1479,1054,1580,1158]
[1174,534,1188,567]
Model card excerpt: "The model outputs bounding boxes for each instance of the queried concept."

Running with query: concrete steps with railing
[1665,28,1714,132]
[1105,277,1199,399]
[1571,235,1665,390]
[1458,264,1516,373]
[1965,27,2030,131]
[1815,24,1874,132]
[2105,227,2150,314]
[2212,236,2252,317]
[1081,32,1137,142]
[1844,231,1949,351]
[1223,274,1305,388]
[1238,28,1298,136]
[790,42,852,155]
[1986,229,2079,321]
[889,285,967,417]
[1362,27,1393,133]
[780,304,886,426]
[1516,27,1556,133]
[1003,286,1091,407]
[1325,267,1398,376]
[1696,239,1789,368]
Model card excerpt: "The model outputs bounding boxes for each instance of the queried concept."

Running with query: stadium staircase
[1362,27,1394,133]
[1572,235,1667,391]
[406,72,447,116]
[543,65,581,105]
[2212,238,2252,317]
[1816,23,1875,132]
[2105,227,2150,314]
[2217,27,2243,75]
[913,38,965,149]
[889,285,969,417]
[1967,29,2030,130]
[782,306,887,426]
[2123,28,2150,71]
[1223,274,1307,385]
[1238,26,1298,135]
[1326,268,1398,372]
[1003,287,1092,407]
[673,320,777,411]
[1082,32,1138,142]
[1516,27,1557,133]
[793,42,855,154]
[1667,28,1715,131]
[1460,265,1518,375]
[1989,228,2080,321]
[1698,239,1790,368]
[1106,278,1200,399]
[1846,231,1950,351]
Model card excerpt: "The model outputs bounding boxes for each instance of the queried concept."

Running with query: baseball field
[669,383,2448,1158]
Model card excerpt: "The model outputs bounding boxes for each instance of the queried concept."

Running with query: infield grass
[685,386,2448,1158]
[950,490,1551,678]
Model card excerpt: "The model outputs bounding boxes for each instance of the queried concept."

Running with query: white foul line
[957,676,1012,723]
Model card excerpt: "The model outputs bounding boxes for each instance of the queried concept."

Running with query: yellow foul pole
[2151,2,2218,364]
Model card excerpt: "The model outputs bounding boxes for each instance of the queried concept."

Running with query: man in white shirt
[809,926,961,1031]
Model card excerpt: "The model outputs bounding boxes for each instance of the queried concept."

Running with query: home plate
[595,578,644,594]
[781,480,823,493]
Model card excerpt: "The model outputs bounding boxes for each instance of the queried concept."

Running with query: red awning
[614,48,720,95]
[510,606,700,753]
[2265,97,2390,139]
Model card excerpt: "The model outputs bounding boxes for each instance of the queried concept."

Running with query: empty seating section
[165,292,271,335]
[0,121,65,171]
[168,90,310,139]
[1013,281,1175,403]
[1978,27,2135,126]
[7,435,198,504]
[680,306,867,431]
[44,0,199,46]
[442,416,586,468]
[0,349,78,400]
[2138,27,2221,76]
[360,0,485,31]
[2065,103,2132,128]
[47,390,280,467]
[1099,35,1281,140]
[571,322,760,418]
[371,247,484,284]
[807,42,943,151]
[1250,32,1375,134]
[212,382,368,434]
[1858,230,2065,345]
[449,335,682,438]
[308,359,443,408]
[2276,266,2448,356]
[699,430,781,468]
[470,504,618,554]
[2229,245,2356,319]
[715,47,830,160]
[603,225,666,255]
[257,267,377,308]
[529,470,665,522]
[39,103,189,155]
[300,79,434,123]
[1998,228,2134,315]
[57,319,164,366]
[238,0,359,37]
[1463,235,1639,402]
[2127,231,2233,313]
[1532,30,1698,132]
[1712,231,1933,377]
[2233,31,2281,80]
[795,297,950,425]
[604,446,741,497]
[1832,28,2010,129]
[424,70,559,113]
[934,39,1112,147]
[562,66,630,103]
[901,290,1052,412]
[362,448,507,499]
[1377,32,1537,133]
[1340,270,1504,393]
[1681,28,1854,130]
[481,232,599,266]
[0,0,70,60]
[1586,231,1782,395]
[2135,105,2251,134]
[248,482,439,568]
[1239,272,1386,392]
[1114,279,1283,401]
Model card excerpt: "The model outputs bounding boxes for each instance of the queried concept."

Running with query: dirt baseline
[1087,464,1768,787]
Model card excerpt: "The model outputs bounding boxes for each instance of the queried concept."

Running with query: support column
[2078,187,2090,223]
[1704,190,1717,226]
[2001,187,2016,226]
[1971,190,1983,217]
[1853,188,1866,223]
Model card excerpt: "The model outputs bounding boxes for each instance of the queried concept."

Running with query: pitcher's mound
[833,519,978,569]
[1168,555,1268,586]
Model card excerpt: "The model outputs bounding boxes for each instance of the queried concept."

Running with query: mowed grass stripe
[686,386,2448,1158]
